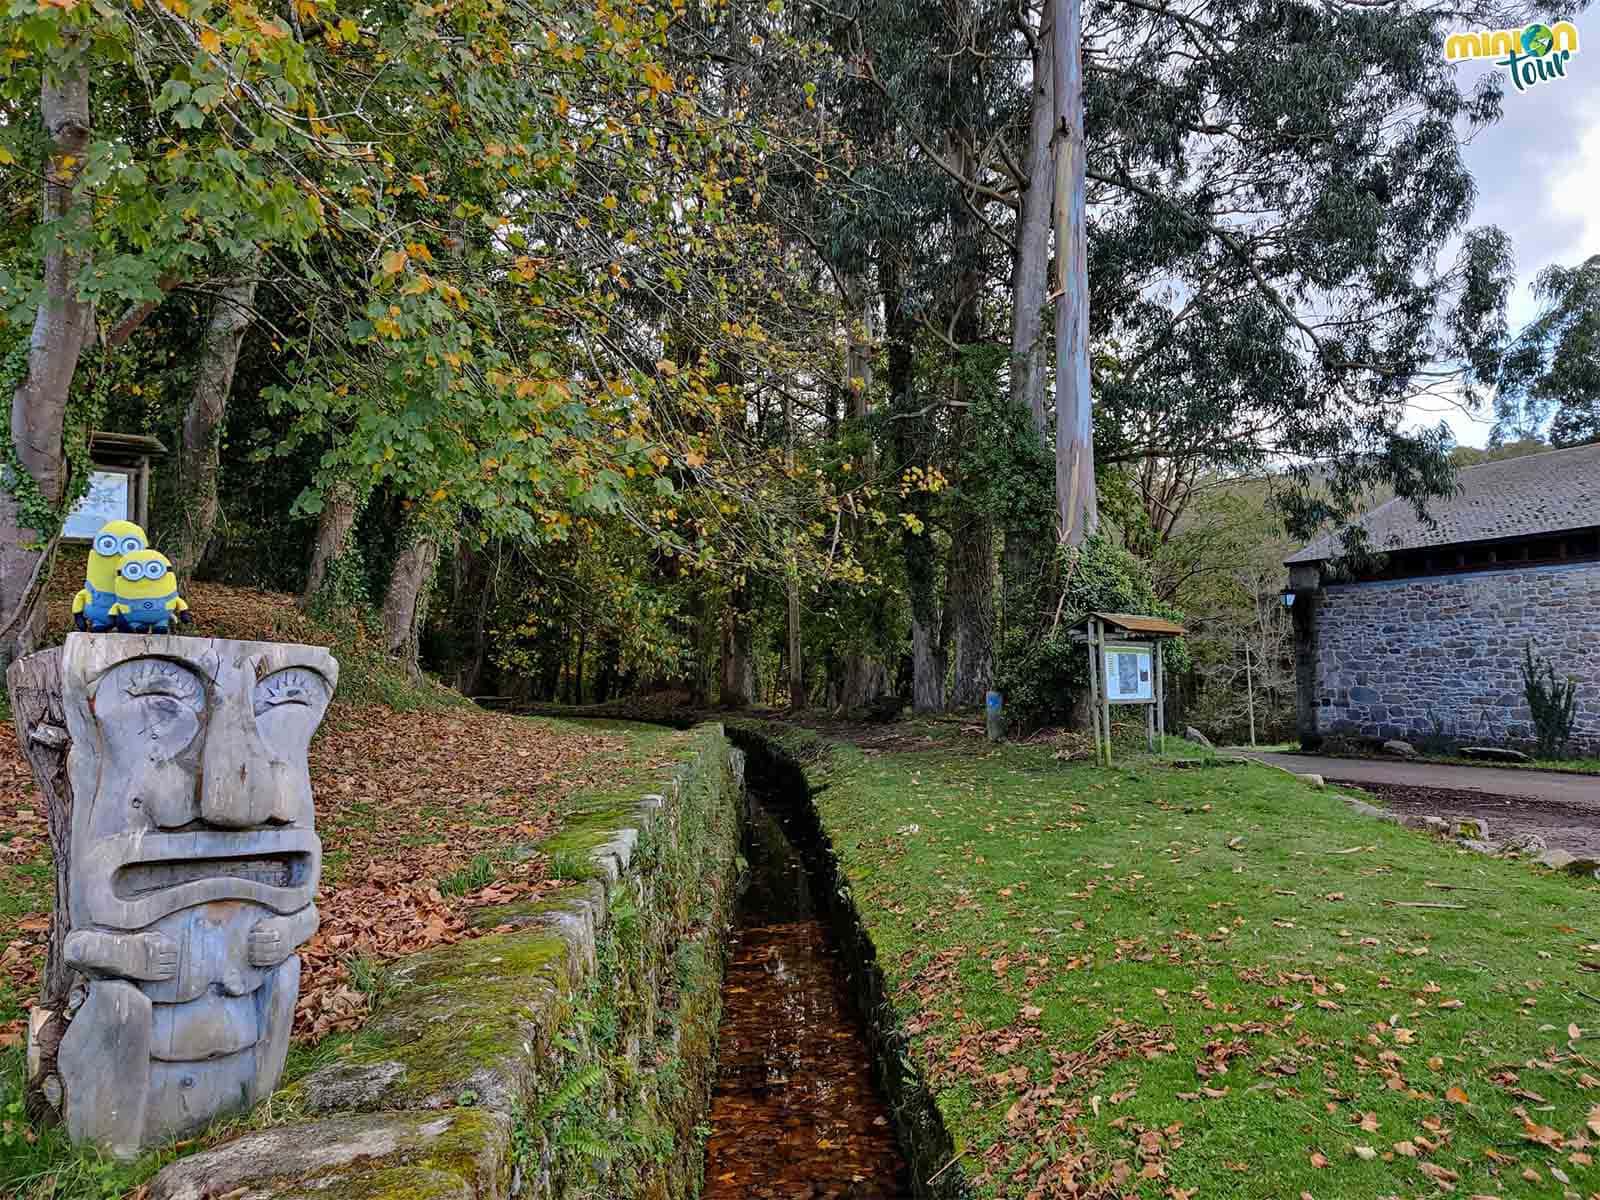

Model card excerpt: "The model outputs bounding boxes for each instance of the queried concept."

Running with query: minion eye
[121,562,144,581]
[144,562,167,581]
[120,536,144,556]
[95,534,119,555]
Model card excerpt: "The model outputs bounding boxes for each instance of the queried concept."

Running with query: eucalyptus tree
[1078,0,1539,544]
[1494,254,1600,447]
[850,0,1536,564]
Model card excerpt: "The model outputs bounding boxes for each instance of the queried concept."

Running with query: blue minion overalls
[81,583,119,630]
[120,591,179,633]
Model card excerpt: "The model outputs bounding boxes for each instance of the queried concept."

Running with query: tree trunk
[844,273,875,423]
[594,638,620,704]
[836,655,889,710]
[1004,3,1056,630]
[838,272,884,698]
[0,66,94,666]
[1012,0,1054,439]
[8,647,73,1123]
[911,615,947,713]
[948,135,995,708]
[719,586,757,707]
[786,577,804,710]
[173,279,258,577]
[301,482,359,607]
[782,366,805,711]
[381,532,439,675]
[883,254,945,712]
[950,512,995,706]
[1052,0,1099,547]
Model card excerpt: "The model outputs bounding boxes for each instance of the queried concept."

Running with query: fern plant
[532,1064,606,1123]
[1521,642,1578,759]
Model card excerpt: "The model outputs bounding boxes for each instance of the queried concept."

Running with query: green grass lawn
[811,740,1600,1199]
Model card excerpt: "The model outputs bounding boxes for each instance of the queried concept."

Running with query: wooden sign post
[1068,612,1186,765]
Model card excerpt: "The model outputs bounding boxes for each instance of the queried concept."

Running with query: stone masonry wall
[1312,561,1600,753]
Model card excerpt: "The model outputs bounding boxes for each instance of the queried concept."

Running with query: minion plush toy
[109,549,191,633]
[72,520,147,631]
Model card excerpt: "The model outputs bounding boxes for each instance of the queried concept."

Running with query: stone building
[1286,443,1600,753]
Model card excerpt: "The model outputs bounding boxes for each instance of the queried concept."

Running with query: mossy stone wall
[146,723,742,1200]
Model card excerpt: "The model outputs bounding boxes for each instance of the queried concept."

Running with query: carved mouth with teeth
[114,851,314,900]
[82,828,321,929]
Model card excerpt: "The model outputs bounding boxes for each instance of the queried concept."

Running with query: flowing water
[701,796,911,1199]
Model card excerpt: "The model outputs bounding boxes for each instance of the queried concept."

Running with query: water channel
[700,792,912,1199]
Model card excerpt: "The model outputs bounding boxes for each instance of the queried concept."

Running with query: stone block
[146,1109,512,1200]
[1400,814,1449,835]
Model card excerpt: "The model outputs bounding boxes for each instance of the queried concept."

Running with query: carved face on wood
[55,634,338,1156]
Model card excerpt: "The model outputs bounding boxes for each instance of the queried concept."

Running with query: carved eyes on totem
[253,667,331,753]
[110,659,206,745]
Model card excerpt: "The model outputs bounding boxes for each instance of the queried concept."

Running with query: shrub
[1521,642,1577,759]
[995,535,1187,732]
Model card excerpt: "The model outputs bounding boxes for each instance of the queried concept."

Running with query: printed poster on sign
[62,471,132,540]
[1104,646,1154,703]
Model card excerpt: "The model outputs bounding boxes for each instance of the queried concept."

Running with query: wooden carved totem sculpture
[10,634,338,1159]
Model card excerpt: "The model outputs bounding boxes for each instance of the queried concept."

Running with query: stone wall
[146,723,742,1200]
[1309,561,1600,753]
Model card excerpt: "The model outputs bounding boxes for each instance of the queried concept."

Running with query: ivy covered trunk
[883,255,944,713]
[949,512,995,707]
[948,134,994,709]
[1010,0,1053,441]
[0,63,94,668]
[301,482,361,607]
[172,278,258,577]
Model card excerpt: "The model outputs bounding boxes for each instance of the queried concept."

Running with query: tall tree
[1494,253,1600,447]
[1052,0,1097,547]
[172,278,258,576]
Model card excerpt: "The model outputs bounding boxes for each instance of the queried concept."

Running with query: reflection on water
[701,799,910,1199]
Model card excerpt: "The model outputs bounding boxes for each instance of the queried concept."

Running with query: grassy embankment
[0,563,683,1199]
[808,734,1600,1199]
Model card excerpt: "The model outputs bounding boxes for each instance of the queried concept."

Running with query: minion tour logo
[1446,21,1580,92]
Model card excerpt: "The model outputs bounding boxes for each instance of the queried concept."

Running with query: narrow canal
[701,793,911,1199]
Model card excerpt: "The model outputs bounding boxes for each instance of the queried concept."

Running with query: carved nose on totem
[198,678,284,828]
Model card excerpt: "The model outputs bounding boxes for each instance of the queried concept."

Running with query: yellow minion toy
[109,550,191,634]
[72,520,147,631]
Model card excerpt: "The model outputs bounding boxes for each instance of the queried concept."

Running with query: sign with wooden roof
[1066,612,1186,765]
[1066,611,1187,639]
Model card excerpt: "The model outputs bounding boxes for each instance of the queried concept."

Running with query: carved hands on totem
[55,634,338,1156]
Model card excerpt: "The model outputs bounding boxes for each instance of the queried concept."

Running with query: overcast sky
[1405,15,1600,446]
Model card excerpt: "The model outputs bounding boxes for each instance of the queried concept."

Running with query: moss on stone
[286,1165,473,1200]
[465,884,600,932]
[288,930,577,1113]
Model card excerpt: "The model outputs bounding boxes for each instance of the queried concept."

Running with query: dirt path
[1243,751,1600,859]
[1243,752,1600,803]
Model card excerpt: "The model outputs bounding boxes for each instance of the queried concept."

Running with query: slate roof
[1286,442,1600,565]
